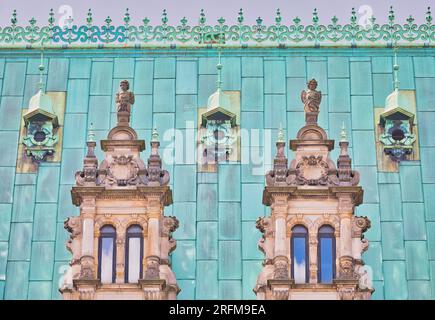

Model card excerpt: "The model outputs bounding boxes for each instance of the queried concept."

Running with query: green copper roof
[0,47,434,301]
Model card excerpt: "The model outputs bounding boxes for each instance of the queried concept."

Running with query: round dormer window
[34,131,47,142]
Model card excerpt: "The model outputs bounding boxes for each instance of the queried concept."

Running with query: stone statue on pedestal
[301,79,322,124]
[116,80,135,124]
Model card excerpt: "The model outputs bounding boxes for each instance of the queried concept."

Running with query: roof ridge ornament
[1,8,433,47]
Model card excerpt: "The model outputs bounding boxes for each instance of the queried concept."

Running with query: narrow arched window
[98,225,116,284]
[291,225,309,283]
[125,225,144,283]
[318,225,336,283]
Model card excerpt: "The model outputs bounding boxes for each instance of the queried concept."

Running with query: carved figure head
[307,78,318,90]
[120,80,130,91]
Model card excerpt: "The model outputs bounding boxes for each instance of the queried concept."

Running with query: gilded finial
[340,122,348,142]
[87,122,95,142]
[277,123,285,143]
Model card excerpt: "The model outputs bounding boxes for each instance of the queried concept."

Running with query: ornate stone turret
[61,81,179,300]
[255,80,372,300]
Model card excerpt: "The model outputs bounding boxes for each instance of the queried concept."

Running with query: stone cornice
[289,139,335,151]
[100,139,145,152]
[263,186,363,206]
[71,185,173,206]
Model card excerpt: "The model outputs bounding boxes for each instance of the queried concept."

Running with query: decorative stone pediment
[106,154,140,186]
[294,155,329,186]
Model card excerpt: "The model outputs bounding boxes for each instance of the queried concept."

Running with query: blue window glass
[291,225,309,283]
[98,225,116,284]
[125,225,143,283]
[318,225,335,283]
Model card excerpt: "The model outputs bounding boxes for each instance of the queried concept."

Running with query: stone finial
[340,122,348,143]
[265,125,289,186]
[151,128,159,143]
[300,79,322,124]
[75,123,99,186]
[87,122,95,143]
[277,123,285,144]
[115,80,135,125]
[147,128,170,186]
[336,122,360,186]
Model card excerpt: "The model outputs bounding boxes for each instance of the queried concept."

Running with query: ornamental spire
[87,122,95,143]
[150,127,160,155]
[393,46,400,91]
[38,48,45,92]
[339,122,350,158]
[340,121,348,142]
[151,127,159,143]
[206,47,231,110]
[217,48,222,89]
[277,123,285,143]
[85,122,96,159]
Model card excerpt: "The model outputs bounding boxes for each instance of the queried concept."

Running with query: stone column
[309,232,318,283]
[338,195,355,280]
[272,195,289,279]
[80,197,96,279]
[116,232,125,283]
[145,196,162,279]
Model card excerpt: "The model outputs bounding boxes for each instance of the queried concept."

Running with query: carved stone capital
[267,279,294,300]
[352,216,371,237]
[338,256,358,280]
[273,256,289,280]
[73,279,100,300]
[79,255,95,280]
[144,256,160,280]
[139,279,166,300]
[337,286,356,300]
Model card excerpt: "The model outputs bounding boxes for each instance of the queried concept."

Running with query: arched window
[98,225,116,284]
[318,225,336,284]
[125,225,144,283]
[291,225,309,283]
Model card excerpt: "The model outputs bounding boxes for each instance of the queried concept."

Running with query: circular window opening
[213,129,225,141]
[391,128,405,141]
[34,131,47,142]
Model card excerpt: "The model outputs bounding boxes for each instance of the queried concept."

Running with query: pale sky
[0,0,431,26]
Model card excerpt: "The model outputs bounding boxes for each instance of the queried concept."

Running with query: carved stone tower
[254,80,373,300]
[61,80,179,300]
